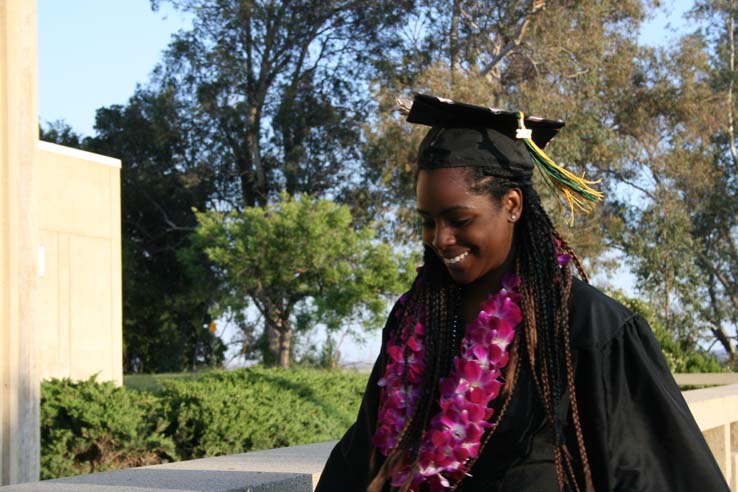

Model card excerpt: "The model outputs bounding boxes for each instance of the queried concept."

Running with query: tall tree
[84,89,226,373]
[150,0,413,209]
[693,0,738,358]
[600,1,738,357]
[141,0,419,362]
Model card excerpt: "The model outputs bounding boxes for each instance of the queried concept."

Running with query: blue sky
[38,0,694,137]
[37,0,696,364]
[38,0,191,136]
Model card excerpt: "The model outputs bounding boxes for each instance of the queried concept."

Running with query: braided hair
[468,168,593,492]
[369,167,594,492]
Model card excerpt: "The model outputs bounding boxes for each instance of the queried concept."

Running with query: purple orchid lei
[373,274,523,492]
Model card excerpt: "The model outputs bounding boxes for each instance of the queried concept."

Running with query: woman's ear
[504,188,523,223]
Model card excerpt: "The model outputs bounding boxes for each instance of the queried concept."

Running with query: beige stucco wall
[36,141,122,384]
[2,0,124,483]
[1,0,41,484]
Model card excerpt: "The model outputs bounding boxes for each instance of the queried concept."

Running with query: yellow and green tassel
[515,112,604,224]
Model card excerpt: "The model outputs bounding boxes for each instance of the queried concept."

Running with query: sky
[37,0,697,365]
[38,1,191,136]
[38,0,696,137]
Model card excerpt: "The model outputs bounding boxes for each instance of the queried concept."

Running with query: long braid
[368,285,426,492]
[518,193,568,488]
[397,285,457,492]
[561,263,595,492]
[369,252,459,492]
[468,169,594,491]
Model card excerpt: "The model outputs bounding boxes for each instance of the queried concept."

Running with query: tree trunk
[266,323,280,366]
[728,2,738,166]
[263,303,292,367]
[663,267,670,329]
[450,0,460,89]
[249,104,267,205]
[708,281,735,359]
[278,328,292,368]
[711,326,734,359]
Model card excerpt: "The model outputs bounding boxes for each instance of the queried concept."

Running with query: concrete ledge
[674,373,738,387]
[0,441,337,492]
[683,383,738,432]
[38,141,121,168]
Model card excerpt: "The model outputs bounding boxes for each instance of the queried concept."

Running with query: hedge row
[41,367,369,479]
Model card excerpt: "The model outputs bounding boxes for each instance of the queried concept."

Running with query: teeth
[444,251,469,264]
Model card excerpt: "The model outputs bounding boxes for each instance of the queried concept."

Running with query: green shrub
[41,368,369,478]
[161,367,368,459]
[40,376,176,479]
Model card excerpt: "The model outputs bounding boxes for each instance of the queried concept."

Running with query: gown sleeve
[313,300,400,492]
[576,313,729,492]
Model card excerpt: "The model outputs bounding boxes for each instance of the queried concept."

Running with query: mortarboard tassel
[515,112,603,225]
[396,98,412,116]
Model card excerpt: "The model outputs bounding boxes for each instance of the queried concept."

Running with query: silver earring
[510,214,516,221]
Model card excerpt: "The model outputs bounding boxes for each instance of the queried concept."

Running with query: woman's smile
[443,250,470,265]
[415,167,521,288]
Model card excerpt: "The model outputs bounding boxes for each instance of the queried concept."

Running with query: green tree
[605,2,738,358]
[191,192,414,367]
[83,89,226,373]
[150,0,413,208]
[686,0,738,358]
[40,120,83,147]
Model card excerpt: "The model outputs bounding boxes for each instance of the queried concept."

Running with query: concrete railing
[0,442,335,492]
[3,380,738,491]
[683,383,738,490]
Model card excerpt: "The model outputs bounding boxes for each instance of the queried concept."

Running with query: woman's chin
[445,265,475,285]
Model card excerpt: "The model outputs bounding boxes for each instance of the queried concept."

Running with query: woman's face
[416,167,521,286]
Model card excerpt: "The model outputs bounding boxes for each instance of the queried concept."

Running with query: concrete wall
[36,142,122,384]
[0,442,334,492]
[684,384,738,490]
[2,0,124,483]
[0,0,41,485]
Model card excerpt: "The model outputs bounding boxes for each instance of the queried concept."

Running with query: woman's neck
[460,252,515,323]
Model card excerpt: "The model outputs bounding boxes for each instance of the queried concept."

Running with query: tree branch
[697,251,738,314]
[727,8,738,167]
[479,1,545,77]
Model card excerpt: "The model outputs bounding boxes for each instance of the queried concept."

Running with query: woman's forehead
[415,168,490,213]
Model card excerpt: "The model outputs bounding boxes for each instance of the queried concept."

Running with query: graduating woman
[314,94,729,492]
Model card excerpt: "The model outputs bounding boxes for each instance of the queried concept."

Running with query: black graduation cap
[407,94,564,177]
[405,94,602,221]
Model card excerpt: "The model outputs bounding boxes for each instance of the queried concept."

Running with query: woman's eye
[449,218,470,227]
[421,219,435,228]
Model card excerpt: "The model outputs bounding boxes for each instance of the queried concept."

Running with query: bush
[161,367,368,459]
[41,368,369,478]
[41,376,176,479]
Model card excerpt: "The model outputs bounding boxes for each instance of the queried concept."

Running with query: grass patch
[679,384,721,391]
[124,371,212,393]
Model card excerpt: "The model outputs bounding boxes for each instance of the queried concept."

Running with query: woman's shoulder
[568,276,641,349]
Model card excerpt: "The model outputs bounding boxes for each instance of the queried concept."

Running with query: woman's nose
[432,224,455,250]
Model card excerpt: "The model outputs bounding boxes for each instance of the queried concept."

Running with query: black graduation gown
[315,278,729,492]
